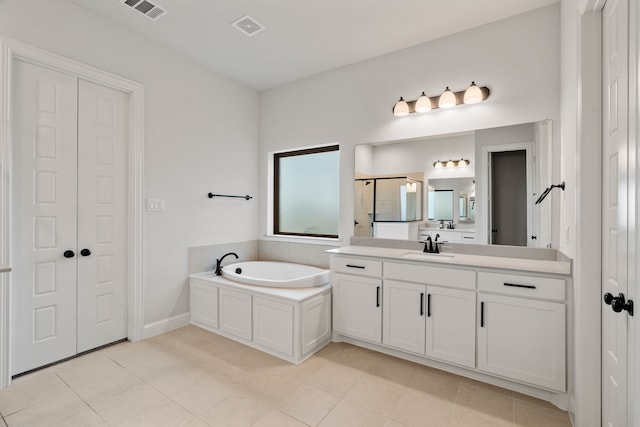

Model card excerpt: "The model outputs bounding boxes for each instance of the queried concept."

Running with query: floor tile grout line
[55,371,111,426]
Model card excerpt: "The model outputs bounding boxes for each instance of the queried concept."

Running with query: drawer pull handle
[504,282,537,290]
[346,264,366,269]
[376,286,380,307]
[480,301,485,327]
[427,293,431,317]
[420,293,424,316]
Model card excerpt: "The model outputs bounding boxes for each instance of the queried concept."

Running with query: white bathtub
[221,261,329,288]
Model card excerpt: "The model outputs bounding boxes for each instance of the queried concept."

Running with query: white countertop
[190,272,331,302]
[327,246,571,276]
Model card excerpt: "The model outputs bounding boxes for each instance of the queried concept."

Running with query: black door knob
[604,292,634,316]
[604,292,614,305]
[63,250,75,258]
[611,297,625,313]
[80,249,91,257]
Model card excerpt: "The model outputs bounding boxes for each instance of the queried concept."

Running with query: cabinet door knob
[63,250,75,258]
[80,248,91,257]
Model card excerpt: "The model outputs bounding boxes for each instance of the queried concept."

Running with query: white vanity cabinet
[383,262,476,367]
[328,247,570,403]
[331,255,383,344]
[477,272,566,392]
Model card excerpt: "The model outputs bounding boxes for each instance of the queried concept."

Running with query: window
[274,145,339,238]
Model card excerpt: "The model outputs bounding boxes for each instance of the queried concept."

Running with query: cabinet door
[477,293,566,391]
[333,273,382,343]
[219,288,252,341]
[253,297,293,357]
[383,280,426,354]
[190,279,219,330]
[426,287,475,368]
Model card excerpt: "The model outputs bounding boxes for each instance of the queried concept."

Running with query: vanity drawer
[436,231,461,242]
[461,233,476,242]
[384,262,475,290]
[331,256,382,277]
[478,272,565,301]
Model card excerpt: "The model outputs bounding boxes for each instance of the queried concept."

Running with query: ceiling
[71,0,559,91]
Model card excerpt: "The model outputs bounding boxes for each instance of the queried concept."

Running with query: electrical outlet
[147,198,165,212]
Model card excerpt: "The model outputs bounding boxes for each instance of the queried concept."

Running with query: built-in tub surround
[189,271,332,363]
[328,238,572,409]
[222,261,329,288]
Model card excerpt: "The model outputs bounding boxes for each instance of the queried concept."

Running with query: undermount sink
[401,252,455,261]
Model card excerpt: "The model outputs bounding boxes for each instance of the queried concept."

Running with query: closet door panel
[76,80,129,352]
[11,60,79,375]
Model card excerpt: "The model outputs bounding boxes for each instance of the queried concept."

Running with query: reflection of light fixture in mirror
[406,182,417,192]
[393,97,410,117]
[463,81,484,104]
[433,159,470,168]
[438,87,457,109]
[414,92,432,113]
[392,83,490,116]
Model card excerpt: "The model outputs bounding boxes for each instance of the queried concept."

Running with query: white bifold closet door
[12,59,128,375]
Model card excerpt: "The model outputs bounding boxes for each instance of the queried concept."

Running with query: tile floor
[0,325,573,426]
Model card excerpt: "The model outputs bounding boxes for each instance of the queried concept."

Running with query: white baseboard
[142,312,191,339]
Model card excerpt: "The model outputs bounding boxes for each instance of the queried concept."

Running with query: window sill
[262,234,342,247]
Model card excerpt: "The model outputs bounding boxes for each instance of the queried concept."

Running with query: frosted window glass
[275,147,339,237]
[433,190,454,220]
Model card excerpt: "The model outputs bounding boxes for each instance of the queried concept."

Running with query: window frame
[273,144,340,239]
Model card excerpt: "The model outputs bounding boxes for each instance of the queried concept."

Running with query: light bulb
[463,81,483,104]
[446,160,455,168]
[438,87,456,109]
[434,161,443,168]
[458,159,469,167]
[393,97,410,117]
[414,92,432,113]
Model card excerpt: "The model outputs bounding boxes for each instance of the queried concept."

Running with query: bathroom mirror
[427,178,475,223]
[354,121,553,247]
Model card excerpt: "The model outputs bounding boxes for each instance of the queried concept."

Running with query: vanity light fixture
[438,87,457,109]
[414,92,432,113]
[433,159,471,168]
[392,82,490,116]
[392,97,410,117]
[463,81,484,104]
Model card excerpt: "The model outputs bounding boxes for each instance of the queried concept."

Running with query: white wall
[369,134,476,179]
[259,4,561,246]
[0,0,260,325]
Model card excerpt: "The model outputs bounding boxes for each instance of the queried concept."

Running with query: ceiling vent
[232,15,266,37]
[120,0,168,22]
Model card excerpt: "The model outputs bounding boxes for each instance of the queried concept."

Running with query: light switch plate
[147,198,165,212]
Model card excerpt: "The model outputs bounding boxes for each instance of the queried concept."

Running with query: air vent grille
[232,15,266,37]
[120,0,168,22]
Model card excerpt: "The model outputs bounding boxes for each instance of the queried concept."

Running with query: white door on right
[602,0,630,425]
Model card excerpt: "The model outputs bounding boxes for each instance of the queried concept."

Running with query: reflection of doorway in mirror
[354,179,374,237]
[490,150,527,246]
